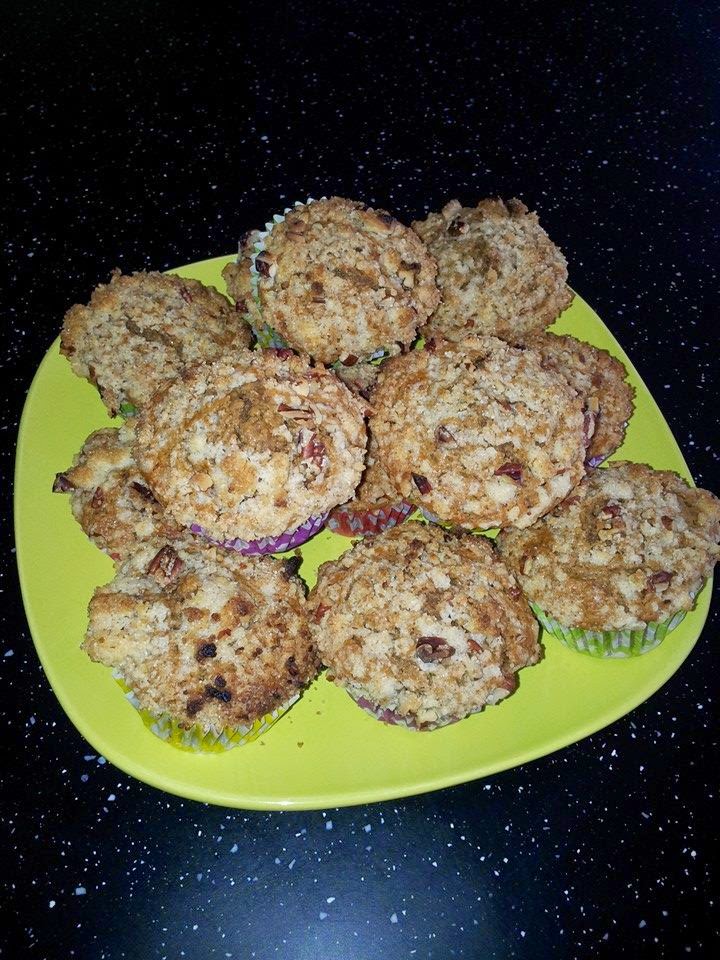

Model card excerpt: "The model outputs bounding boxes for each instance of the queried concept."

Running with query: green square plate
[14,256,712,809]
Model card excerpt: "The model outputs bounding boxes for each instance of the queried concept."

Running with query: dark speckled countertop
[2,1,718,957]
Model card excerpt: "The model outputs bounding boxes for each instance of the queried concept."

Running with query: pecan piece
[286,655,300,678]
[412,473,432,494]
[435,425,456,444]
[147,545,184,582]
[448,219,468,236]
[186,697,204,717]
[52,472,74,493]
[312,603,331,623]
[416,636,455,663]
[91,487,105,509]
[648,571,673,587]
[310,280,325,303]
[301,433,326,466]
[278,402,313,420]
[131,481,157,502]
[494,462,523,484]
[255,253,276,279]
[601,502,621,518]
[180,285,193,303]
[661,515,673,530]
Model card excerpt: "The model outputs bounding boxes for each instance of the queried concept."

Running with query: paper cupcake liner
[190,513,328,556]
[353,694,420,730]
[419,507,453,528]
[113,674,299,753]
[252,323,289,350]
[351,693,476,731]
[327,500,414,537]
[529,602,687,658]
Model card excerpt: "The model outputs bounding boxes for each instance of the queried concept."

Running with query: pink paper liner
[327,500,413,538]
[354,695,420,729]
[190,513,328,556]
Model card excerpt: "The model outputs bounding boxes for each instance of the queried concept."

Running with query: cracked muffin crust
[84,538,319,731]
[371,337,591,530]
[61,271,251,416]
[310,523,540,729]
[134,350,368,542]
[53,423,184,562]
[497,462,720,631]
[515,332,635,467]
[413,198,572,342]
[223,198,440,364]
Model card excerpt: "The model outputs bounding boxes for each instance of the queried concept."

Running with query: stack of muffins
[55,197,720,746]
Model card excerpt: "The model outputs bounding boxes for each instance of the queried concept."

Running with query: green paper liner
[113,675,299,753]
[529,602,687,659]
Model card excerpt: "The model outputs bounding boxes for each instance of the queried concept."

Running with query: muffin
[53,423,184,562]
[84,536,319,749]
[371,337,592,530]
[497,462,720,657]
[222,197,440,365]
[412,198,572,343]
[516,332,635,467]
[328,432,413,537]
[134,350,368,552]
[61,271,251,416]
[311,523,541,729]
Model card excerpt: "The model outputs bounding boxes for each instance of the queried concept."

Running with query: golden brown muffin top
[371,338,590,529]
[413,198,572,343]
[224,198,439,364]
[498,462,720,631]
[61,271,251,416]
[134,350,368,541]
[84,537,319,731]
[310,523,540,729]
